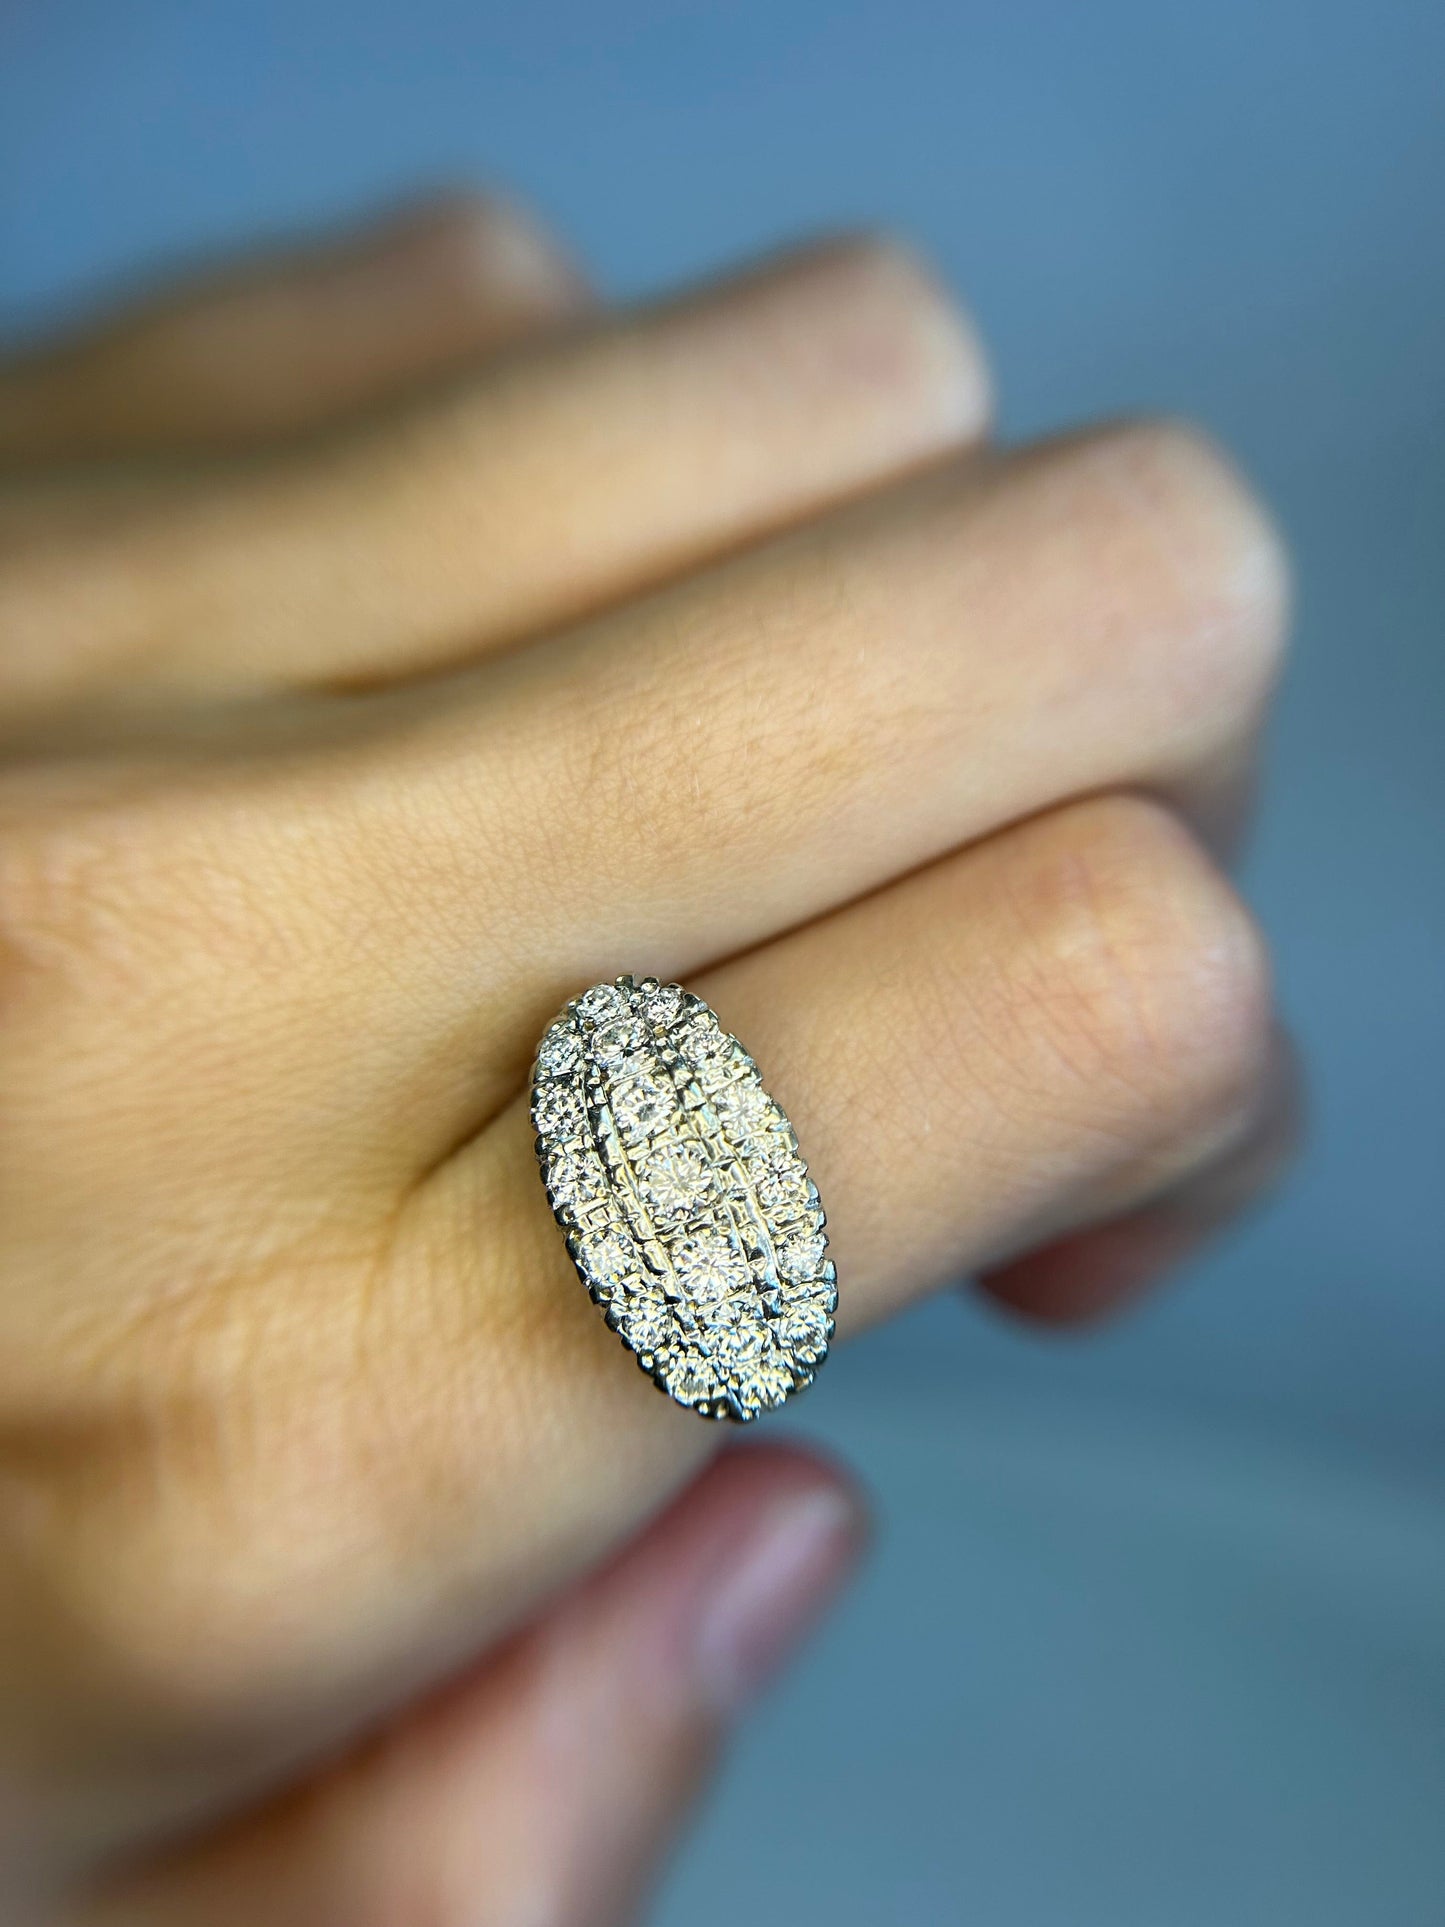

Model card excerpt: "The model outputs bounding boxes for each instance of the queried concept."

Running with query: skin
[0,192,1296,1924]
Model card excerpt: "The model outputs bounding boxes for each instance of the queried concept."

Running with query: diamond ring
[531,976,835,1421]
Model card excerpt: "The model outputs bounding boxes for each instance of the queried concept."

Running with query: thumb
[73,1446,866,1927]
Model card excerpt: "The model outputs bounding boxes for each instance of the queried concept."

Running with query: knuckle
[2,1423,240,1734]
[1020,794,1271,1146]
[0,780,171,996]
[8,1274,367,1728]
[810,231,992,435]
[0,762,303,1013]
[0,795,125,991]
[1068,416,1292,735]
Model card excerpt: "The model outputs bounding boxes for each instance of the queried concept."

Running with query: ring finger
[11,792,1278,1843]
[99,791,1272,1777]
[366,791,1276,1667]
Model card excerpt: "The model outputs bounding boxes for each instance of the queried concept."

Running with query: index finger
[0,194,590,464]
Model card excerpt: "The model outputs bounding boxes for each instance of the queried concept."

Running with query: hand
[0,193,1294,1924]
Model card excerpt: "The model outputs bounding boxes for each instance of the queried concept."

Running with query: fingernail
[692,1489,864,1717]
[455,203,592,307]
[979,1206,1207,1324]
[350,197,589,311]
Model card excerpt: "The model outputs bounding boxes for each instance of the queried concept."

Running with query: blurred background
[3,2,1442,1920]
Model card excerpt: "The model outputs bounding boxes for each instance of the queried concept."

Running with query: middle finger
[323,413,1287,1130]
[0,425,1285,1217]
[0,239,987,714]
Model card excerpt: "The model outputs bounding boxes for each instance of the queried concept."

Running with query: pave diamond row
[531,976,835,1420]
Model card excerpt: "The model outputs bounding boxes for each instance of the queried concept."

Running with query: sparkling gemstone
[619,1282,671,1353]
[671,1348,723,1403]
[638,1143,710,1217]
[694,1048,743,1092]
[777,1232,827,1283]
[731,1353,796,1416]
[537,1022,581,1078]
[580,1228,638,1290]
[745,1131,795,1176]
[776,1291,831,1354]
[611,1074,672,1142]
[546,1150,605,1211]
[534,1083,583,1135]
[672,1231,748,1302]
[677,1014,727,1060]
[715,1083,776,1135]
[640,982,684,1027]
[703,1301,768,1369]
[756,1166,812,1217]
[592,1015,645,1064]
[578,982,626,1025]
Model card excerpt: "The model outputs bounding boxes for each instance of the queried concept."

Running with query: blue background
[4,4,1442,1920]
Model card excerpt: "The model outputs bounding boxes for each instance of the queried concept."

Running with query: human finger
[58,1446,862,1927]
[978,1023,1302,1322]
[0,795,1272,1880]
[329,794,1274,1725]
[220,416,1286,1150]
[0,424,1286,1265]
[0,193,590,466]
[0,237,989,709]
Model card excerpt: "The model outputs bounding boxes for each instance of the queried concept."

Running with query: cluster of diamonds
[531,976,835,1421]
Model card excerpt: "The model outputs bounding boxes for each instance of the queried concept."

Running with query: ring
[531,976,835,1421]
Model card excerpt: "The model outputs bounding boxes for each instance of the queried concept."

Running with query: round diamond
[578,982,626,1025]
[547,1150,605,1212]
[611,1074,673,1142]
[693,1047,744,1093]
[677,1014,727,1060]
[776,1291,831,1355]
[641,982,684,1027]
[638,1143,710,1218]
[673,1231,748,1303]
[592,1015,645,1065]
[716,1083,776,1135]
[756,1166,811,1218]
[537,1022,581,1078]
[731,1353,795,1417]
[619,1282,671,1353]
[777,1232,827,1284]
[534,1083,583,1136]
[579,1228,638,1291]
[671,1348,723,1404]
[746,1131,796,1177]
[704,1302,767,1370]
